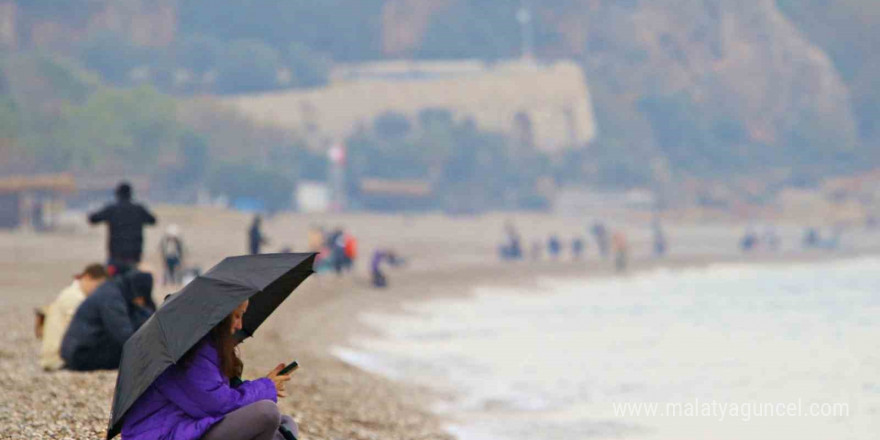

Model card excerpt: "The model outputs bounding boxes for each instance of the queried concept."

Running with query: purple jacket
[121,339,276,440]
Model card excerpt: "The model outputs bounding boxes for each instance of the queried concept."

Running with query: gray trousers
[202,400,298,440]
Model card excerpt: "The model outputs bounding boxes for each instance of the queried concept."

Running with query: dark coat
[61,273,155,371]
[248,224,265,255]
[89,200,157,263]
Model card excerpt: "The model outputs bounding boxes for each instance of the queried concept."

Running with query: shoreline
[1,207,879,439]
[273,247,880,439]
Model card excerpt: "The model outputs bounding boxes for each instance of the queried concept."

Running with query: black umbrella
[107,253,316,439]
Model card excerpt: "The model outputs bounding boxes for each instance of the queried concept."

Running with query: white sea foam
[336,258,880,439]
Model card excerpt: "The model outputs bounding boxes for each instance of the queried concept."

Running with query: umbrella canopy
[107,253,316,439]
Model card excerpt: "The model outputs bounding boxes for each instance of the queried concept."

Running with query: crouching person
[40,264,108,371]
[122,300,298,440]
[60,271,155,371]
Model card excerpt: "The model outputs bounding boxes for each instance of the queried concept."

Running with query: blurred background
[0,0,878,220]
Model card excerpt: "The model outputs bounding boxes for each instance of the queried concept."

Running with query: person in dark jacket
[89,182,157,275]
[61,271,156,371]
[248,215,269,255]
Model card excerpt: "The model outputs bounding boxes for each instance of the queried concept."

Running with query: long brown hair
[210,314,243,379]
[183,313,243,379]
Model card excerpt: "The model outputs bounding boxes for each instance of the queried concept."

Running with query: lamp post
[516,2,535,61]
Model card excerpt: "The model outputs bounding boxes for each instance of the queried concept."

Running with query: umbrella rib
[156,314,173,362]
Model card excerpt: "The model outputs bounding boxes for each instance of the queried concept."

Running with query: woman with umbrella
[121,299,297,439]
[107,253,316,440]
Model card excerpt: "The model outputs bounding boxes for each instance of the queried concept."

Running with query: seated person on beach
[122,300,298,440]
[39,264,108,371]
[60,271,156,371]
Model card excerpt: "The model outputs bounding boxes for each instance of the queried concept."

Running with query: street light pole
[516,1,535,61]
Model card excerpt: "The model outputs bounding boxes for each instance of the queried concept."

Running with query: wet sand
[1,206,877,439]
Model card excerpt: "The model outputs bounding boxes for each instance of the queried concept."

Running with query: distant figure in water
[612,231,629,272]
[547,235,562,260]
[571,237,585,260]
[591,221,610,259]
[248,215,268,255]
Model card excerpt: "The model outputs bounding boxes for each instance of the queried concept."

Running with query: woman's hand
[266,363,292,398]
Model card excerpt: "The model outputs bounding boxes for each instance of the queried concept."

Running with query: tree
[207,162,294,212]
[59,86,178,171]
[77,31,152,85]
[214,40,282,94]
[285,42,330,88]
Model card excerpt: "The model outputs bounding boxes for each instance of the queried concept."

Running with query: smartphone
[279,360,299,375]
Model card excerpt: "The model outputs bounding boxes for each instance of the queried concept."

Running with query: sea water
[334,258,880,439]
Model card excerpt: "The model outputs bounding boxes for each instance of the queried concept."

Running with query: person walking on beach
[60,271,155,371]
[88,182,157,275]
[159,224,185,286]
[39,264,108,371]
[121,300,298,440]
[249,215,269,255]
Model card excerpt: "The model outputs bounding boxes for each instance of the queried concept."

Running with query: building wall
[224,60,597,154]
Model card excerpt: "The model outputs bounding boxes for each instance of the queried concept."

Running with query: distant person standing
[343,232,358,272]
[802,227,820,249]
[499,222,523,260]
[547,235,562,260]
[591,221,610,259]
[89,182,157,276]
[571,237,585,260]
[327,228,346,274]
[248,215,268,255]
[159,224,185,286]
[652,220,668,258]
[741,228,759,252]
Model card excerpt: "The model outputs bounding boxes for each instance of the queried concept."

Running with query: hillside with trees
[1,0,878,209]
